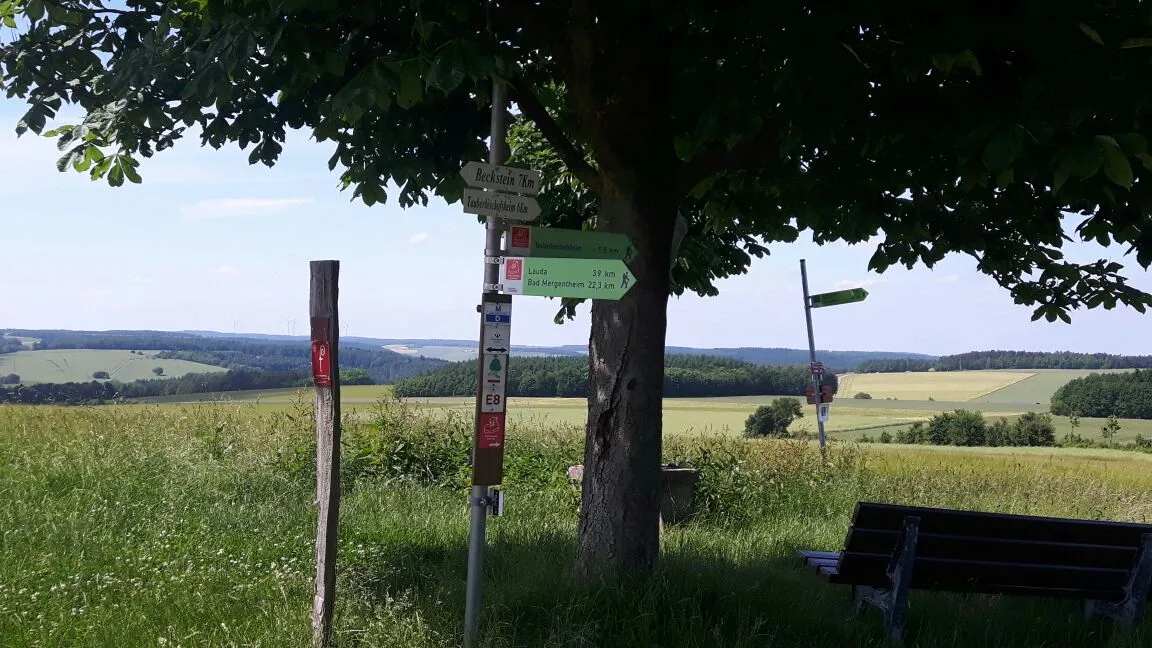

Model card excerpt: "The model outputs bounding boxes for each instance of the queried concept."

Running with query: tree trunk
[575,179,676,578]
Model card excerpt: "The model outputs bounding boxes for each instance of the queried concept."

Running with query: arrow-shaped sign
[462,188,540,222]
[460,161,542,196]
[499,257,637,300]
[506,225,636,262]
[809,287,869,308]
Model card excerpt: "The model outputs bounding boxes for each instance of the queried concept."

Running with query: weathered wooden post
[309,260,341,648]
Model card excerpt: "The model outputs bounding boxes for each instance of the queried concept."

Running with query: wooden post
[309,260,341,648]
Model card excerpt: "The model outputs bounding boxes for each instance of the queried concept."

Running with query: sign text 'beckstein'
[460,161,542,196]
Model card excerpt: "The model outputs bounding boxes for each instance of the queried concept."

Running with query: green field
[0,349,226,383]
[132,367,1152,443]
[836,370,1036,402]
[2,402,1150,647]
[138,386,1151,441]
[969,369,1132,404]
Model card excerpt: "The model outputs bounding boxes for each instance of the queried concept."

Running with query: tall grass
[1,399,1149,647]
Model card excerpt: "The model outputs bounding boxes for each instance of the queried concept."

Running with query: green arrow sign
[500,257,637,300]
[506,225,636,262]
[809,288,869,308]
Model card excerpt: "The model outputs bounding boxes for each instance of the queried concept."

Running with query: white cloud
[178,197,313,221]
[408,232,429,246]
[130,276,153,284]
[833,278,884,290]
[216,265,236,276]
[83,289,112,297]
[935,273,961,284]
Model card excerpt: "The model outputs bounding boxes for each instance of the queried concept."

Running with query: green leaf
[1116,133,1148,155]
[1078,22,1104,46]
[1052,165,1070,193]
[397,64,423,109]
[325,51,346,77]
[122,158,142,184]
[1119,37,1152,49]
[427,42,467,93]
[995,167,1014,188]
[1101,141,1133,189]
[107,162,125,187]
[982,124,1025,171]
[954,49,982,76]
[1136,152,1152,171]
[1058,142,1103,179]
[673,135,694,161]
[16,106,47,136]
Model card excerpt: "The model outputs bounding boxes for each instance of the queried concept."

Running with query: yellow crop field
[836,371,1035,402]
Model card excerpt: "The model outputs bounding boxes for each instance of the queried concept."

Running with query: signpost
[800,260,870,457]
[498,257,636,300]
[460,82,638,648]
[809,287,869,309]
[462,188,540,222]
[459,161,542,195]
[309,261,341,648]
[505,225,636,262]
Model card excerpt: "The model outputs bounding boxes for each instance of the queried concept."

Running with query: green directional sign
[809,287,869,309]
[506,225,636,262]
[500,257,637,300]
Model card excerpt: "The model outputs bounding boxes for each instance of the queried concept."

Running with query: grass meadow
[133,381,1152,444]
[2,401,1151,647]
[0,350,226,384]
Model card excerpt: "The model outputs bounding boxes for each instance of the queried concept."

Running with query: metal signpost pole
[464,78,509,648]
[800,259,827,456]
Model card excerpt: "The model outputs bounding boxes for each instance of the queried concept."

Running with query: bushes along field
[2,399,1151,647]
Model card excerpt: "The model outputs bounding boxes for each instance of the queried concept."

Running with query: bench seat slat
[834,551,1129,592]
[843,528,1138,570]
[798,550,840,566]
[850,502,1152,547]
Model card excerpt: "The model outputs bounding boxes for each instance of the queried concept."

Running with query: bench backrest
[831,502,1152,598]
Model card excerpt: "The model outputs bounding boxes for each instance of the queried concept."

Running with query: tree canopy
[5,0,1152,575]
[4,1,1151,316]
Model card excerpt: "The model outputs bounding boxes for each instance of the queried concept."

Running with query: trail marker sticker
[480,353,508,413]
[311,341,332,387]
[482,301,511,351]
[477,412,506,449]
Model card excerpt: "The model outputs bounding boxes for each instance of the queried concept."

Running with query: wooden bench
[798,502,1152,641]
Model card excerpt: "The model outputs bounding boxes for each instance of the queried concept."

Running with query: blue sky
[1,99,1149,356]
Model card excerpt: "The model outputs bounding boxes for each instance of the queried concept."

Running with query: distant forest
[0,337,24,354]
[0,369,313,405]
[2,329,445,384]
[1050,370,1152,419]
[855,350,1152,373]
[393,355,839,399]
[663,346,933,371]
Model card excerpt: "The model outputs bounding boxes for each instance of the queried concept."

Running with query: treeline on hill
[856,350,1152,373]
[393,355,838,399]
[857,410,1058,447]
[0,336,25,353]
[1050,370,1152,419]
[3,329,444,384]
[0,369,310,405]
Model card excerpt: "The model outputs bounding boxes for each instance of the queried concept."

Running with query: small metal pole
[464,77,508,648]
[800,259,827,456]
